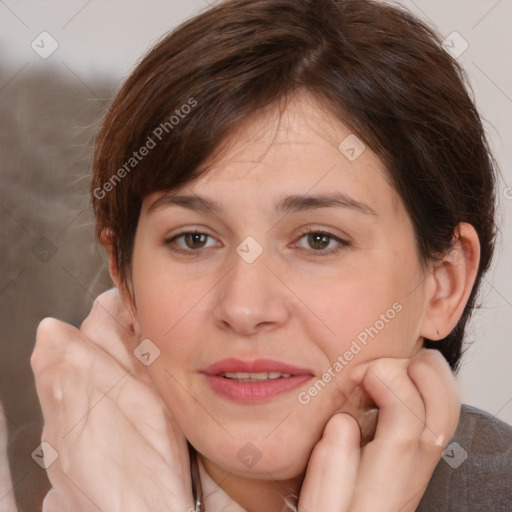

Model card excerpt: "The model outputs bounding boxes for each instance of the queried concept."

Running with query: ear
[420,222,480,341]
[100,228,138,320]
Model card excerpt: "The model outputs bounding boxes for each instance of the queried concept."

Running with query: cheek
[133,256,206,343]
[290,273,423,444]
[292,274,392,351]
[292,261,423,370]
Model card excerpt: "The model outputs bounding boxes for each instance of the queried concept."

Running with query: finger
[299,413,360,512]
[42,489,71,512]
[33,318,126,432]
[32,318,75,373]
[80,290,141,375]
[32,318,117,382]
[32,318,80,425]
[362,358,426,442]
[349,356,451,512]
[81,288,135,343]
[349,439,429,512]
[407,349,460,447]
[116,378,182,467]
[339,375,379,446]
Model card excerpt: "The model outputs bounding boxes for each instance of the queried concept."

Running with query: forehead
[145,93,400,216]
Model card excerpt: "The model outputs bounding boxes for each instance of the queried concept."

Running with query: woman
[31,0,512,510]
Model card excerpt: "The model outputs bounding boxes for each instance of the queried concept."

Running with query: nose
[213,247,291,336]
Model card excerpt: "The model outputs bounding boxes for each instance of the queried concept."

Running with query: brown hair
[91,0,496,371]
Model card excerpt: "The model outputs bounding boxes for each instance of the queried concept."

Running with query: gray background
[0,0,511,509]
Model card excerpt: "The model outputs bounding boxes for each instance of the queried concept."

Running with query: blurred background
[0,0,511,510]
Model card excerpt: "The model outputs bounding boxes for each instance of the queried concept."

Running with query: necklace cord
[189,443,204,512]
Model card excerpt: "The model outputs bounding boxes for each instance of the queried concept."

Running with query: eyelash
[164,227,350,257]
[294,227,350,256]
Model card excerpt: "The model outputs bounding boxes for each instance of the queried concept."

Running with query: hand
[0,400,19,512]
[298,349,460,512]
[31,289,195,512]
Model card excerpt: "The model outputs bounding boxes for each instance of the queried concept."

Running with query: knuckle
[32,318,68,370]
[35,317,63,343]
[367,357,407,383]
[411,348,447,370]
[93,288,121,316]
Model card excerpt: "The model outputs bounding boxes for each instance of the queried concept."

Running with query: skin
[123,93,477,508]
[0,401,18,512]
[32,91,480,511]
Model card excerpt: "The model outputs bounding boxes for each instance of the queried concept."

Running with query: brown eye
[183,232,208,249]
[294,229,350,256]
[164,230,220,255]
[307,232,331,250]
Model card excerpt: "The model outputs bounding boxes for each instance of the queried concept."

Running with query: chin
[197,436,314,480]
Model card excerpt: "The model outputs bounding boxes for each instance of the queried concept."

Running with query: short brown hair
[91,0,496,370]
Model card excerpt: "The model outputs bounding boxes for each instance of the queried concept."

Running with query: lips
[203,358,314,403]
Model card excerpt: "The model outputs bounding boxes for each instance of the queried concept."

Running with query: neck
[199,453,303,512]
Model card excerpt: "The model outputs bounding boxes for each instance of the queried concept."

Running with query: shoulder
[417,404,512,512]
[456,403,512,452]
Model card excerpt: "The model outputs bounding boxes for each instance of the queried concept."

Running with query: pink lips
[203,358,314,403]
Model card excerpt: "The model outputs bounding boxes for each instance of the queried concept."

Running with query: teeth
[222,372,293,380]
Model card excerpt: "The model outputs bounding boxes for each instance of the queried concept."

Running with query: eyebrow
[148,192,377,216]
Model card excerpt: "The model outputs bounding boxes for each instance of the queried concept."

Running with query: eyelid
[295,225,351,241]
[163,225,217,241]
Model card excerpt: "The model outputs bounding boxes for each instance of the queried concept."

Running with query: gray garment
[417,404,512,511]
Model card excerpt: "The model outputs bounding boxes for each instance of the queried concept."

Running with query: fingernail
[434,435,445,447]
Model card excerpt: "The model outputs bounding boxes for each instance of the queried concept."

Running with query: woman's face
[130,93,430,480]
